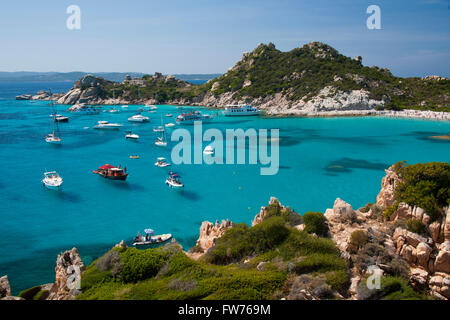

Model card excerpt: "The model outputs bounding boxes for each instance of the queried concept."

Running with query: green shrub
[80,266,113,291]
[406,219,426,235]
[33,290,49,300]
[18,286,42,300]
[204,217,290,265]
[357,276,430,300]
[120,248,167,283]
[393,162,450,221]
[350,230,368,249]
[302,212,327,236]
[325,270,349,292]
[294,253,347,274]
[383,202,399,219]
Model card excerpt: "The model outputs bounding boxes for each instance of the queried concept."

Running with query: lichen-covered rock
[376,165,402,208]
[0,275,11,298]
[194,220,234,254]
[434,242,450,274]
[47,248,85,300]
[324,198,356,223]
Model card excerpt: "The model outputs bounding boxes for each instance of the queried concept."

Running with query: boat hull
[223,111,260,116]
[93,171,128,181]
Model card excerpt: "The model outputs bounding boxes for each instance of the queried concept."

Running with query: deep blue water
[0,82,449,294]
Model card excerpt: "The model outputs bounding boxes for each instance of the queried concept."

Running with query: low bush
[120,248,167,283]
[294,253,347,274]
[350,230,368,250]
[406,219,426,235]
[18,286,42,300]
[302,212,327,236]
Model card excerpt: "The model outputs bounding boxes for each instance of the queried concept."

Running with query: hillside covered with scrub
[4,161,448,301]
[54,42,450,114]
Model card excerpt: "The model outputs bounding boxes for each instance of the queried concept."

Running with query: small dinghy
[93,121,122,130]
[166,172,184,188]
[165,123,175,128]
[128,113,149,123]
[133,229,172,246]
[42,171,63,189]
[130,155,140,159]
[165,113,173,117]
[125,131,139,140]
[153,126,165,132]
[203,145,214,155]
[155,157,170,167]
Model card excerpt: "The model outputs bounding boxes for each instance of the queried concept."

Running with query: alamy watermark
[366,265,383,290]
[66,5,81,30]
[170,122,279,176]
[66,265,82,290]
[366,5,381,30]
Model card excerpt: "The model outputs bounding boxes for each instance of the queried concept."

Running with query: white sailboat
[45,95,62,144]
[155,115,167,146]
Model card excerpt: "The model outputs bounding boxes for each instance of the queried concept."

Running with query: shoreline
[11,97,450,122]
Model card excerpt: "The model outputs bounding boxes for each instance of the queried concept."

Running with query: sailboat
[45,94,62,144]
[155,114,167,146]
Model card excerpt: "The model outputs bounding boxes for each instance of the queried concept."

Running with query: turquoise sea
[1,82,449,294]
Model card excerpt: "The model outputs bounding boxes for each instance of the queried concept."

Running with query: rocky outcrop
[376,165,402,208]
[324,167,450,300]
[187,220,234,260]
[0,275,11,298]
[252,197,283,226]
[47,248,85,300]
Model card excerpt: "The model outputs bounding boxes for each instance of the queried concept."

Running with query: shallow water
[0,83,449,294]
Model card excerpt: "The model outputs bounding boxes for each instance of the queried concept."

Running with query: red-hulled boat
[93,164,128,181]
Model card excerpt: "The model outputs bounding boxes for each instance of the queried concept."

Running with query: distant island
[0,71,220,84]
[16,42,450,116]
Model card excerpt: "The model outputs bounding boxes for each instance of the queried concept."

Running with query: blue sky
[0,0,449,77]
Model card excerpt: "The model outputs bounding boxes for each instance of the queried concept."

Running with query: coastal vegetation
[384,161,450,221]
[75,190,435,300]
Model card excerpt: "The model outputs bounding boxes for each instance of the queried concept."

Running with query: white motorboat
[125,131,139,140]
[109,107,120,113]
[166,172,184,188]
[93,121,122,130]
[128,113,149,123]
[165,113,173,117]
[165,123,175,128]
[50,114,69,122]
[223,104,260,116]
[133,233,172,246]
[42,171,63,189]
[203,145,214,155]
[148,110,156,113]
[155,157,170,167]
[148,105,158,110]
[121,105,128,109]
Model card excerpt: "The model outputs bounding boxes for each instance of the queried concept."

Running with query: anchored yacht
[223,104,260,116]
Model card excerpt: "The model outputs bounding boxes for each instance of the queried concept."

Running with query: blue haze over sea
[0,81,449,294]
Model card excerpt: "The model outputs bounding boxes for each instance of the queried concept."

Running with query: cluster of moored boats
[40,102,261,245]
